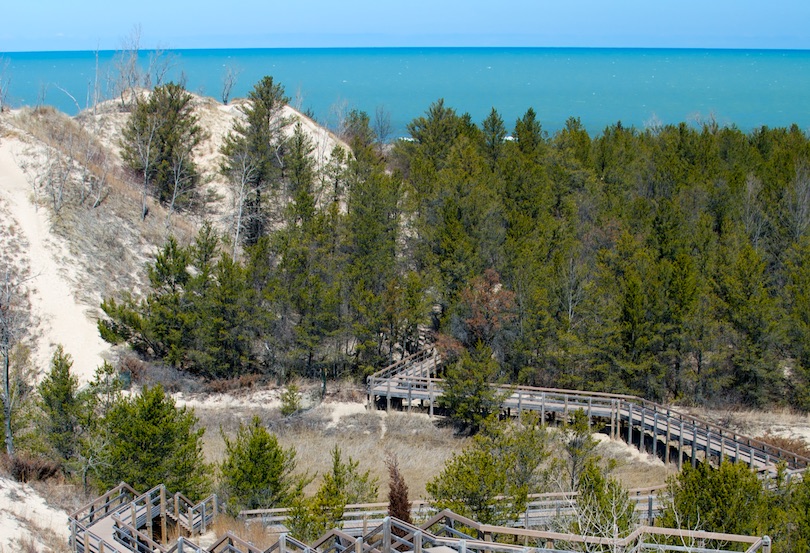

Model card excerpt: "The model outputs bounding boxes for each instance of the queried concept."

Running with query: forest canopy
[102,79,810,410]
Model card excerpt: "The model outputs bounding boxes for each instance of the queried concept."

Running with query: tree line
[105,75,810,411]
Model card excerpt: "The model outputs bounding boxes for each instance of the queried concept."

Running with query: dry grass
[195,381,677,503]
[207,514,280,550]
[194,384,470,500]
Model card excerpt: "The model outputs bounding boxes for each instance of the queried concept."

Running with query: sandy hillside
[0,137,109,384]
[0,475,70,552]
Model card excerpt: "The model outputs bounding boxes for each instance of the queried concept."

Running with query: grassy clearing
[194,381,676,502]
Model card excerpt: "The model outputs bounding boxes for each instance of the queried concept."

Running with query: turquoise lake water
[2,47,809,136]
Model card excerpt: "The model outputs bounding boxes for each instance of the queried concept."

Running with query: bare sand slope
[0,139,108,384]
[0,475,70,551]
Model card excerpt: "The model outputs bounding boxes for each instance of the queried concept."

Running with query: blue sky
[2,0,808,51]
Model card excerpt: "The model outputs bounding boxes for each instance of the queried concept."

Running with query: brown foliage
[386,453,412,524]
[4,454,62,483]
[755,432,810,458]
[456,269,516,349]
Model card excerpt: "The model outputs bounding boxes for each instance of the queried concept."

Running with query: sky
[1,0,808,52]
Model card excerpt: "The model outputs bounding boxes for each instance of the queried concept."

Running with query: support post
[665,411,671,466]
[541,392,546,425]
[414,531,423,553]
[161,486,167,545]
[627,403,633,445]
[383,516,392,553]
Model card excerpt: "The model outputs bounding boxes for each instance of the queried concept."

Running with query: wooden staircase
[69,483,218,553]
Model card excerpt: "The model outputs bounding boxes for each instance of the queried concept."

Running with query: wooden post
[691,426,697,468]
[587,397,592,426]
[178,537,185,553]
[627,403,633,444]
[719,430,725,464]
[665,410,672,466]
[763,535,772,553]
[610,400,616,439]
[356,536,364,553]
[638,407,645,451]
[161,486,167,545]
[407,381,412,413]
[518,390,523,416]
[540,392,546,426]
[678,420,684,470]
[414,531,423,553]
[280,533,287,553]
[706,430,712,465]
[383,516,392,553]
[653,410,659,458]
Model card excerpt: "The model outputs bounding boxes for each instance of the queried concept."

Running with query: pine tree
[121,82,203,216]
[96,385,210,499]
[221,76,290,245]
[38,345,79,465]
[219,416,297,514]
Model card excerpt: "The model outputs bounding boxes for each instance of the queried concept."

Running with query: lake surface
[2,47,809,136]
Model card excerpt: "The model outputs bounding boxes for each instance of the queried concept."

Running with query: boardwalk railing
[69,483,218,553]
[241,486,668,530]
[73,484,771,553]
[367,349,810,473]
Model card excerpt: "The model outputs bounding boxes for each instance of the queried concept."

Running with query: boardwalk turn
[367,349,810,474]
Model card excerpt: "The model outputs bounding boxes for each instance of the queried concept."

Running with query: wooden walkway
[69,482,218,553]
[72,485,773,553]
[366,349,810,474]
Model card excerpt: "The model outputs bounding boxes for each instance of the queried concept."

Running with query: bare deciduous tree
[0,267,32,456]
[374,105,393,154]
[221,65,240,105]
[112,25,143,109]
[742,174,766,249]
[784,162,810,241]
[0,57,10,113]
[224,143,259,256]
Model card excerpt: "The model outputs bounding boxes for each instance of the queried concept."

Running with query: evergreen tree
[439,344,504,433]
[659,461,766,537]
[121,82,203,215]
[221,76,290,244]
[38,345,79,465]
[96,385,210,499]
[427,417,549,525]
[219,416,298,514]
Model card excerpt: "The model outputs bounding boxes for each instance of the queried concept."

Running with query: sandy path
[0,139,108,384]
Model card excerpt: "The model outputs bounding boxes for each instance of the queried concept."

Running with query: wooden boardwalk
[69,482,218,553]
[72,485,773,553]
[367,349,810,474]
